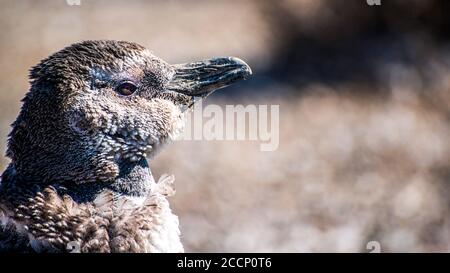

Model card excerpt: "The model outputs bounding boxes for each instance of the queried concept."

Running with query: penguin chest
[0,189,184,253]
[105,194,184,253]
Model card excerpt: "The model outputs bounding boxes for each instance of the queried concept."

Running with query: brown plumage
[0,40,251,252]
[0,174,180,252]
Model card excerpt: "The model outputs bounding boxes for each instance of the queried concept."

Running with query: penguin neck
[108,157,155,197]
[1,157,155,204]
[63,157,155,203]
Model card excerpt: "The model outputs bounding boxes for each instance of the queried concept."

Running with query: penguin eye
[115,81,137,96]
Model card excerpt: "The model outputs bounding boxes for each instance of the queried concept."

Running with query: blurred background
[1,0,450,252]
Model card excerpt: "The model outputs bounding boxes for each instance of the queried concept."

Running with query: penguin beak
[167,57,252,97]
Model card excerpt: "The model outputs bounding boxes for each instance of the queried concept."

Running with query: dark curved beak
[167,57,252,97]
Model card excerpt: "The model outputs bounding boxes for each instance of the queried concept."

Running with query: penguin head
[7,40,251,184]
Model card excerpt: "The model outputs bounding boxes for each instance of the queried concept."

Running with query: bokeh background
[1,0,450,252]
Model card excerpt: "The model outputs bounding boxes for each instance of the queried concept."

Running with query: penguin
[0,40,251,252]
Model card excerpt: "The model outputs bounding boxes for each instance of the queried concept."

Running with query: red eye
[115,82,137,96]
